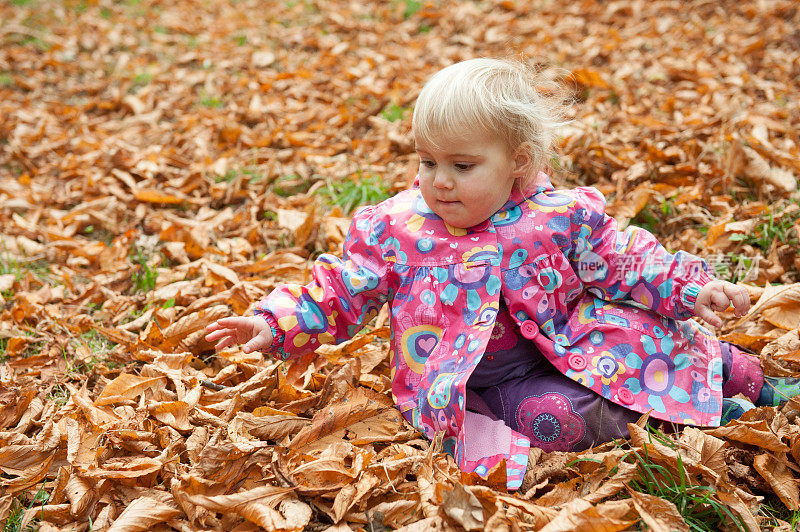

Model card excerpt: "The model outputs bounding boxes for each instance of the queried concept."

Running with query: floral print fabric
[255,172,719,490]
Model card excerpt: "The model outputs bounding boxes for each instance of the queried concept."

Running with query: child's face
[416,131,529,229]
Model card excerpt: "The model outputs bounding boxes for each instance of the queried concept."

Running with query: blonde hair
[412,58,569,186]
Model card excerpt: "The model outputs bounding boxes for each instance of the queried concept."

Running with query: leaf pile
[1,0,800,530]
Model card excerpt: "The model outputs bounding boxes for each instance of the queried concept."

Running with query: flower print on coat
[689,355,723,414]
[491,200,523,226]
[445,245,501,325]
[272,287,336,349]
[525,192,574,214]
[623,330,692,414]
[485,306,519,351]
[592,353,627,384]
[400,324,444,375]
[342,264,381,297]
[589,341,632,398]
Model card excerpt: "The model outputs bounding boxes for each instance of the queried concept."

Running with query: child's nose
[433,170,453,189]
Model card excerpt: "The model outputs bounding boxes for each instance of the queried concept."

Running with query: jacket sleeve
[254,205,391,360]
[567,187,714,320]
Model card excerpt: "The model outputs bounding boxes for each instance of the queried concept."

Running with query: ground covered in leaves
[1,0,800,530]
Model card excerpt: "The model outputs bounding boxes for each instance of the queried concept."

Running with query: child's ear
[511,143,534,179]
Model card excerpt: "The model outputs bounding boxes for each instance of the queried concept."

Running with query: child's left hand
[694,280,751,327]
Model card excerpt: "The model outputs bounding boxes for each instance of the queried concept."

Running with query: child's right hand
[204,316,274,353]
[694,280,751,328]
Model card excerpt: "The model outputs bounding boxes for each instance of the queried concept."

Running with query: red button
[617,388,635,405]
[567,353,587,371]
[520,320,538,340]
[486,355,494,361]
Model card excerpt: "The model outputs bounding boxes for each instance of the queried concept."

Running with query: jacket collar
[409,171,555,228]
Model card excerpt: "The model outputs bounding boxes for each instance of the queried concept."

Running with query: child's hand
[694,280,751,327]
[204,316,274,353]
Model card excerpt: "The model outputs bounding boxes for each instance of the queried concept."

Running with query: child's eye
[421,159,436,168]
[454,163,474,172]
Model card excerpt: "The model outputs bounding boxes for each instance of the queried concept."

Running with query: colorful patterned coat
[255,172,719,490]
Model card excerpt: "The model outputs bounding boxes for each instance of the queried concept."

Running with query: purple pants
[466,306,763,452]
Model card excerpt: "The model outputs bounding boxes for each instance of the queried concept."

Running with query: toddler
[205,58,800,491]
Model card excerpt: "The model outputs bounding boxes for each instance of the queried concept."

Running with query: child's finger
[205,328,232,342]
[242,335,265,354]
[695,304,723,328]
[724,284,750,316]
[215,316,248,328]
[709,290,730,312]
[214,335,236,351]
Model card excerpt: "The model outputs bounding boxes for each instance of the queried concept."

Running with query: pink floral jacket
[256,173,718,490]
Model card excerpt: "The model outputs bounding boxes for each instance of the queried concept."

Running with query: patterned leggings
[467,341,762,452]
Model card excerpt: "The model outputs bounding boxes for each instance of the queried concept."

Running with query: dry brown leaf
[753,453,800,510]
[627,489,690,532]
[65,473,95,518]
[537,498,635,532]
[733,283,800,330]
[229,411,309,442]
[707,417,790,453]
[107,496,181,532]
[181,486,307,531]
[441,483,484,531]
[741,146,797,195]
[0,385,36,429]
[95,373,167,406]
[289,386,410,451]
[82,456,164,480]
[677,427,728,480]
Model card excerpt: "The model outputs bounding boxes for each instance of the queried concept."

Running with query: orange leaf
[134,189,184,205]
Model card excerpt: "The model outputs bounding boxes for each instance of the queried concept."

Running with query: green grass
[630,197,677,235]
[19,35,50,51]
[0,338,8,363]
[130,246,158,293]
[710,253,757,284]
[759,495,800,529]
[131,71,153,90]
[67,330,118,374]
[622,427,746,531]
[4,484,49,532]
[82,329,115,356]
[23,340,43,358]
[199,90,224,109]
[0,239,54,286]
[46,383,71,407]
[212,167,265,183]
[380,102,410,122]
[317,173,393,213]
[729,205,800,251]
[214,169,240,183]
[0,73,14,87]
[271,173,312,197]
[394,0,422,18]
